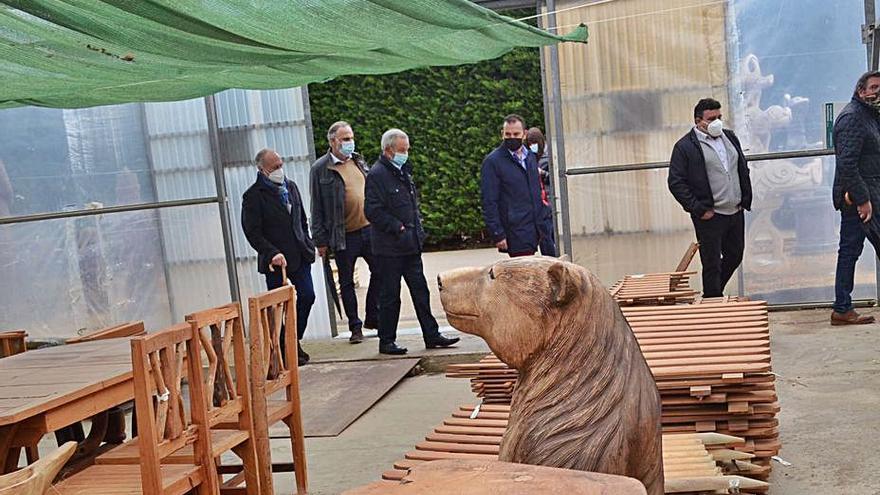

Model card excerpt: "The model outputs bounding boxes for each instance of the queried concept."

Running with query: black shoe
[363,319,379,330]
[297,345,310,363]
[379,343,408,355]
[425,335,460,349]
[349,327,364,344]
[297,355,308,367]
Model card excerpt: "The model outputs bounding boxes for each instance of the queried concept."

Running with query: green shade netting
[0,0,587,109]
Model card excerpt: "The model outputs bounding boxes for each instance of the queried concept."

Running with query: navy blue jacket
[365,155,427,257]
[241,175,316,274]
[667,128,752,219]
[832,97,880,210]
[480,145,544,254]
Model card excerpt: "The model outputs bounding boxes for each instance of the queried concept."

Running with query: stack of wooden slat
[381,406,768,494]
[610,272,699,306]
[446,300,779,482]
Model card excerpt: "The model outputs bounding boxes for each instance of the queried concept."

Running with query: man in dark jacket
[364,128,459,355]
[668,98,752,298]
[481,114,546,257]
[830,70,880,326]
[310,121,379,344]
[242,148,316,366]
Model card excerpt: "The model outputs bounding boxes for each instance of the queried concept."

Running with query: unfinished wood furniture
[51,324,219,495]
[674,242,700,273]
[0,442,76,495]
[0,331,26,359]
[66,321,147,448]
[95,305,261,493]
[349,459,649,494]
[609,271,699,306]
[0,331,39,471]
[378,406,768,494]
[66,321,146,344]
[0,339,133,475]
[246,285,308,494]
[447,300,779,483]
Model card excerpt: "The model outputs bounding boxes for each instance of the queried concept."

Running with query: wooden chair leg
[230,440,261,495]
[284,415,308,495]
[25,445,39,464]
[4,447,21,472]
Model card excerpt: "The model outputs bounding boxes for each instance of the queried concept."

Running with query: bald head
[255,148,282,174]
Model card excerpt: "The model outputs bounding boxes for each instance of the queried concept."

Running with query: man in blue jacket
[364,129,460,355]
[480,114,546,257]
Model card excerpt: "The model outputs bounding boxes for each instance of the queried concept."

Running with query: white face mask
[267,167,285,184]
[706,119,723,138]
[529,143,540,154]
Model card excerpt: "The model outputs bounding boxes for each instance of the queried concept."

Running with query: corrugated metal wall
[143,89,332,338]
[550,0,729,236]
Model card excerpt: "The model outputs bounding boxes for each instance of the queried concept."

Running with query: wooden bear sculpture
[438,258,663,495]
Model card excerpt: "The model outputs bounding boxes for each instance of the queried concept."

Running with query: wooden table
[0,339,134,473]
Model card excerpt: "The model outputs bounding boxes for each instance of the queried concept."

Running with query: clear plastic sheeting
[0,88,332,339]
[567,169,712,294]
[552,0,872,303]
[745,156,875,304]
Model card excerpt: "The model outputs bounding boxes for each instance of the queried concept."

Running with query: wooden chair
[0,331,38,471]
[95,305,261,494]
[247,285,308,494]
[0,331,26,359]
[66,321,147,447]
[66,321,146,344]
[52,323,219,494]
[0,442,76,495]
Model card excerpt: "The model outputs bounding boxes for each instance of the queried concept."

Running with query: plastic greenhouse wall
[548,0,875,304]
[0,89,332,340]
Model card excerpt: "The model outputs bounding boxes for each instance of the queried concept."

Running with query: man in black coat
[364,128,459,355]
[242,148,316,366]
[668,98,752,298]
[830,70,880,326]
[310,121,379,344]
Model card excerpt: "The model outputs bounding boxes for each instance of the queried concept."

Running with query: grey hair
[254,148,274,168]
[381,128,408,151]
[327,121,351,143]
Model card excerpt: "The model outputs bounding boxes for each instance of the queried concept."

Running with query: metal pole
[536,0,561,253]
[301,85,338,338]
[546,0,574,258]
[204,94,242,303]
[865,0,877,69]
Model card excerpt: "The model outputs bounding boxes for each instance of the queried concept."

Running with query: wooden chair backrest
[0,442,76,495]
[674,242,700,273]
[130,324,217,494]
[248,286,298,396]
[186,303,252,428]
[0,331,27,358]
[67,321,146,344]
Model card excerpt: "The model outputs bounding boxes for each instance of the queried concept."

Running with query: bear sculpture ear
[548,261,578,307]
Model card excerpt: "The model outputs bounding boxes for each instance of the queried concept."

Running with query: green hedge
[308,31,544,245]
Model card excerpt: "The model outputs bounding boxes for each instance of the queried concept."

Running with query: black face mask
[503,137,523,151]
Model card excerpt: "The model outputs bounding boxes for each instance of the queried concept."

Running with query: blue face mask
[391,152,408,168]
[340,140,355,156]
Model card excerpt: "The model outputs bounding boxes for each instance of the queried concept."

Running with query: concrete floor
[287,307,880,494]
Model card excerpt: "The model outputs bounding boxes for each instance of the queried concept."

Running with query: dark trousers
[692,210,745,298]
[375,254,441,346]
[538,207,558,257]
[265,262,315,344]
[833,209,880,313]
[334,226,380,330]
